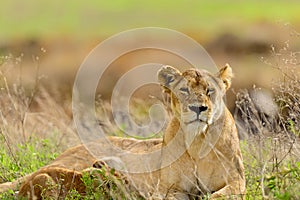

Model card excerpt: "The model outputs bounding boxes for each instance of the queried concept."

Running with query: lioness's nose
[189,105,208,116]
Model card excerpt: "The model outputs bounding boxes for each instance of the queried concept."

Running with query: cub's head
[158,65,233,133]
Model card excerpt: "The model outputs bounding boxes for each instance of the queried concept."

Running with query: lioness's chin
[183,121,208,135]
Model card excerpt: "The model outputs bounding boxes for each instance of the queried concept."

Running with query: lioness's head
[158,65,233,133]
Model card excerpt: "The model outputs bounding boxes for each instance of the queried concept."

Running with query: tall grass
[0,55,79,195]
[235,40,300,199]
[0,40,299,199]
[0,55,145,199]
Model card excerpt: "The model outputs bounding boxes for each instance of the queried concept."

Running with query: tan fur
[0,65,245,199]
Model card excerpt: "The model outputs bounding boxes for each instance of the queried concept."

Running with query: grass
[0,43,300,199]
[0,136,58,182]
[1,136,298,199]
[241,137,300,199]
[235,40,300,199]
[0,136,59,199]
[0,0,300,39]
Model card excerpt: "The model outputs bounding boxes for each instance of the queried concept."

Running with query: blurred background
[1,0,300,111]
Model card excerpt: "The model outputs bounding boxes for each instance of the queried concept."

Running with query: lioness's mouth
[185,119,205,124]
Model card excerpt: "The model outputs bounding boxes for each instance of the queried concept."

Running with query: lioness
[0,65,245,199]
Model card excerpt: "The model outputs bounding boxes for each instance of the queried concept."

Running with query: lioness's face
[158,65,232,133]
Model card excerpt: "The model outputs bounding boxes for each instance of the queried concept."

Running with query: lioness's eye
[206,88,215,95]
[179,87,189,94]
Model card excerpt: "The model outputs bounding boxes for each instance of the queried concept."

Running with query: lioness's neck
[163,106,229,150]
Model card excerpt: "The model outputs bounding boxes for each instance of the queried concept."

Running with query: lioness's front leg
[210,180,245,199]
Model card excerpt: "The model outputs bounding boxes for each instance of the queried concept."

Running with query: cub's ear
[218,63,233,90]
[157,65,181,88]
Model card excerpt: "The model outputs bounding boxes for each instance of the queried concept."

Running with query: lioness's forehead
[182,69,209,88]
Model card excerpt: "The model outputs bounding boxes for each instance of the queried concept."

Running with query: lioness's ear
[157,65,181,88]
[218,63,233,90]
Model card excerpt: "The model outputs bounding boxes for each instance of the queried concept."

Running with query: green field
[1,0,300,39]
